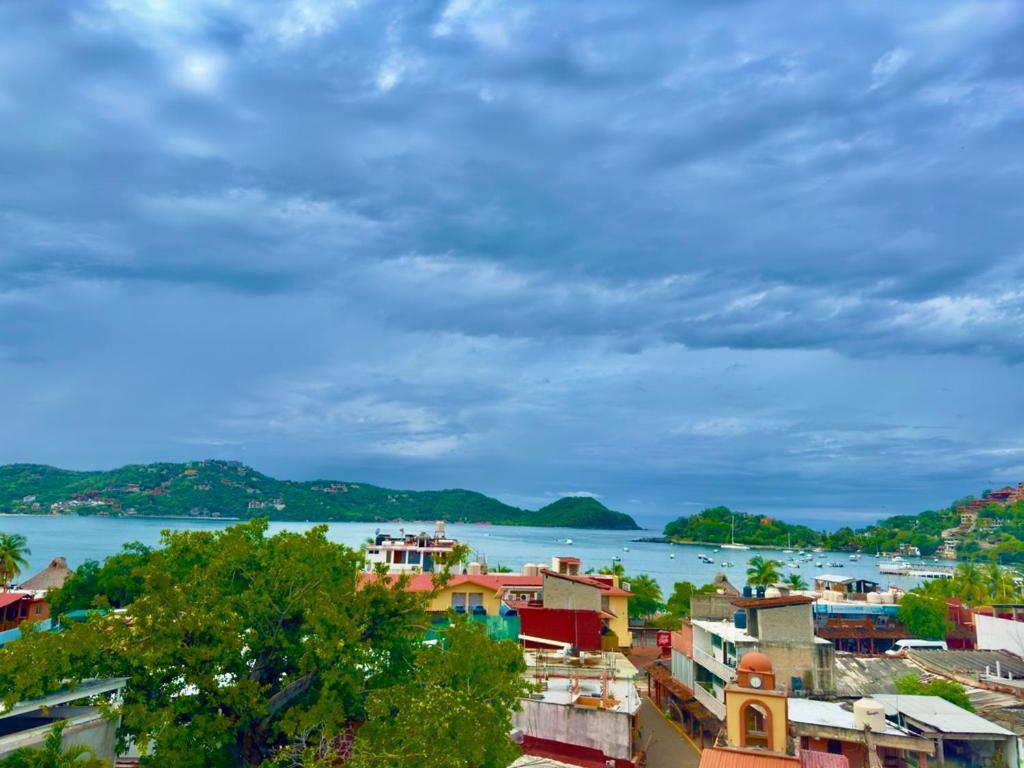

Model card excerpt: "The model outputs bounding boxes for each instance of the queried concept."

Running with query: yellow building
[724,652,788,753]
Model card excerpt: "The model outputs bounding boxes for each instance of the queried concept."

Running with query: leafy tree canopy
[0,519,525,768]
[894,674,973,712]
[896,592,951,641]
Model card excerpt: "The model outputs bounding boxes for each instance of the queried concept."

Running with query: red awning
[0,593,26,609]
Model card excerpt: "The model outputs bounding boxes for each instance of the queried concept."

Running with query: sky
[2,1,1024,529]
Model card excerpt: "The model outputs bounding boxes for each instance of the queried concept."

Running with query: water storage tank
[879,591,895,604]
[742,585,753,598]
[435,520,446,536]
[522,562,539,576]
[765,587,782,599]
[734,610,748,629]
[467,561,482,575]
[756,586,766,599]
[866,592,882,604]
[853,698,886,732]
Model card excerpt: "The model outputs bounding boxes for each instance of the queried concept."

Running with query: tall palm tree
[624,574,665,621]
[783,573,808,591]
[985,562,1017,603]
[746,556,782,587]
[0,533,30,590]
[953,561,987,606]
[0,721,110,767]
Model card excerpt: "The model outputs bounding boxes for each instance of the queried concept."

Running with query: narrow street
[636,697,702,768]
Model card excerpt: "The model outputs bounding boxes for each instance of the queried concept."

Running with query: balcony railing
[693,681,726,720]
[693,646,737,682]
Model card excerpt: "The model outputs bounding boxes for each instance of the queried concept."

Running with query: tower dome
[738,651,773,674]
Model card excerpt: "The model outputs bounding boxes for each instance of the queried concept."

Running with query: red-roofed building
[0,591,49,632]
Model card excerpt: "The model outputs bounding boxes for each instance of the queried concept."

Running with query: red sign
[656,630,671,647]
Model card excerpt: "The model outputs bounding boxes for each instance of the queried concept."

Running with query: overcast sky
[2,1,1023,528]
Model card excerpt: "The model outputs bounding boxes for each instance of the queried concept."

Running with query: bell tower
[724,652,789,754]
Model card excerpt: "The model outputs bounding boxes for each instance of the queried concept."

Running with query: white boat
[565,538,573,545]
[721,561,734,567]
[623,547,630,552]
[721,515,751,550]
[879,559,911,575]
[669,553,675,559]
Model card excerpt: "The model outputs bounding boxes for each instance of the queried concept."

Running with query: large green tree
[894,674,973,711]
[48,542,152,615]
[625,574,664,620]
[896,592,951,641]
[0,520,521,768]
[0,532,30,589]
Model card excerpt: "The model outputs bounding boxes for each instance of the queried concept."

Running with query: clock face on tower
[748,675,763,689]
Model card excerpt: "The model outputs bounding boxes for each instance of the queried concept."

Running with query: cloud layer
[2,0,1024,526]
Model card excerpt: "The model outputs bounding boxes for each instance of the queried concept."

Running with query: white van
[885,639,948,655]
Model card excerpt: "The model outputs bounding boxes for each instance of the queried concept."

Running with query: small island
[0,461,640,530]
[658,485,1024,564]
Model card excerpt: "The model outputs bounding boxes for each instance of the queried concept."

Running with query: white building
[364,521,461,573]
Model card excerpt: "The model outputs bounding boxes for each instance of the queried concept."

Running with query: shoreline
[0,512,639,532]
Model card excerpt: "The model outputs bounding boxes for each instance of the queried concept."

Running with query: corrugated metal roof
[833,654,918,697]
[788,698,909,737]
[699,747,799,768]
[874,694,1015,736]
[0,678,128,720]
[908,649,1024,680]
[800,751,850,768]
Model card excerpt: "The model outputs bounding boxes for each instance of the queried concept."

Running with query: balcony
[693,646,737,682]
[693,681,726,720]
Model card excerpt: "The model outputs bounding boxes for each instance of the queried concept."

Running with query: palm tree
[0,721,110,767]
[985,562,1017,603]
[0,533,30,590]
[783,573,808,591]
[598,562,626,579]
[625,574,665,621]
[953,561,987,606]
[746,556,782,587]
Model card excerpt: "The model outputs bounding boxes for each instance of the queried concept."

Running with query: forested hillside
[0,462,639,530]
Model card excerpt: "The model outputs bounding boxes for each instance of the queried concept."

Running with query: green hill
[0,461,639,530]
[663,506,821,547]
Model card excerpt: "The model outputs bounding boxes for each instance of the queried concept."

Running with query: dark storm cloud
[2,0,1023,524]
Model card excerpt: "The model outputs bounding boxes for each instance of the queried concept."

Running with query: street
[636,697,702,768]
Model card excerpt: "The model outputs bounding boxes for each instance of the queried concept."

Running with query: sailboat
[721,515,750,550]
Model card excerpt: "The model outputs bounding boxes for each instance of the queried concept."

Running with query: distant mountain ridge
[0,461,640,530]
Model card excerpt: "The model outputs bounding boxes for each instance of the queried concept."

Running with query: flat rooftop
[690,618,756,644]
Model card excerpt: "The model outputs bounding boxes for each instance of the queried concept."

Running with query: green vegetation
[48,542,152,615]
[0,721,109,768]
[896,592,952,640]
[746,555,783,587]
[910,561,1021,606]
[0,532,30,587]
[0,461,639,530]
[663,506,818,547]
[894,674,973,712]
[623,574,664,620]
[664,580,718,619]
[783,573,808,590]
[661,488,1024,562]
[0,519,528,768]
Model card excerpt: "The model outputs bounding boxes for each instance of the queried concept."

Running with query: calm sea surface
[0,516,936,594]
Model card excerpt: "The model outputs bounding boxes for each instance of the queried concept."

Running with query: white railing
[693,647,736,683]
[693,682,726,720]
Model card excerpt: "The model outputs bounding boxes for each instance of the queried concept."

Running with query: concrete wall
[976,614,1024,655]
[753,604,814,643]
[691,594,739,621]
[759,641,834,694]
[514,699,632,760]
[543,574,601,612]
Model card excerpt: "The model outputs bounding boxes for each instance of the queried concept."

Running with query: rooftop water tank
[853,698,886,732]
[522,562,539,576]
[734,610,748,629]
[866,592,882,604]
[756,586,766,599]
[467,561,482,575]
[765,587,782,599]
[742,585,753,598]
[879,591,895,604]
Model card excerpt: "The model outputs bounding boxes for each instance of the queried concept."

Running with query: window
[407,551,421,565]
[741,703,771,750]
[468,592,484,610]
[451,593,466,611]
[827,740,842,755]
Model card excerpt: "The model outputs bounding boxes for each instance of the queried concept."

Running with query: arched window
[740,701,772,750]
